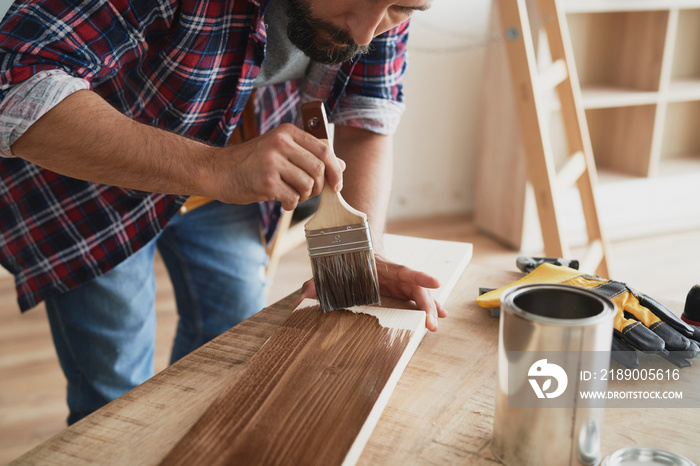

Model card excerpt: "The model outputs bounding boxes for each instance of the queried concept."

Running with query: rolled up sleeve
[0,0,155,156]
[0,69,89,157]
[330,20,410,135]
[330,94,405,135]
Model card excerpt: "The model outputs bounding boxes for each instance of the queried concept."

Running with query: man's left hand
[295,253,446,331]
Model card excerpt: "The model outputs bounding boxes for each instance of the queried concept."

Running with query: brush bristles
[310,249,381,312]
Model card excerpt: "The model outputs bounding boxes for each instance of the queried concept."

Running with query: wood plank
[383,234,472,304]
[581,86,659,109]
[9,235,471,466]
[160,235,473,465]
[667,79,700,102]
[160,301,426,466]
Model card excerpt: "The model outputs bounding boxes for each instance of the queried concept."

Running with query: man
[0,0,444,424]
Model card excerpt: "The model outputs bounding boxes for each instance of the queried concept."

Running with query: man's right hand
[11,91,345,210]
[211,123,346,211]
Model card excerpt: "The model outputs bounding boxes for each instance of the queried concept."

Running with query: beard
[285,0,371,64]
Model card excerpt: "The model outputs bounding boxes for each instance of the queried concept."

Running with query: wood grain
[8,292,301,466]
[160,302,425,466]
[7,235,470,466]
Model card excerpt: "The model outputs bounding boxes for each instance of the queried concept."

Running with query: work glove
[477,263,700,368]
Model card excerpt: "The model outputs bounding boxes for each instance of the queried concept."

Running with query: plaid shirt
[0,0,408,311]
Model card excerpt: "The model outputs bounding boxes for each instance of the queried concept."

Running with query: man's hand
[210,124,346,211]
[295,253,446,332]
[374,253,447,331]
[11,91,345,211]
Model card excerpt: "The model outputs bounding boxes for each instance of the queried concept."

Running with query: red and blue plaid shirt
[0,0,408,311]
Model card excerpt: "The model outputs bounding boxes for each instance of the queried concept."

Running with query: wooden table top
[11,263,700,465]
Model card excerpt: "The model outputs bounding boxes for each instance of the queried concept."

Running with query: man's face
[286,0,432,64]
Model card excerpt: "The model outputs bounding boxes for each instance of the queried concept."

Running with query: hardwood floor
[1,214,699,464]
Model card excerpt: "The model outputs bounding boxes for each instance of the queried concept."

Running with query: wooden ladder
[496,0,611,276]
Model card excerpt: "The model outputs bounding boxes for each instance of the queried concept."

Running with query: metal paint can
[491,284,615,466]
[601,447,697,466]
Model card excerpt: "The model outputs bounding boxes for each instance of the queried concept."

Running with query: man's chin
[301,47,355,65]
[303,42,368,65]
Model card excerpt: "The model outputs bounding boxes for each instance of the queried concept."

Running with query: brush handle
[301,101,367,230]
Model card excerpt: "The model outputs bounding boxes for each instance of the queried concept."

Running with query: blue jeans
[45,202,268,424]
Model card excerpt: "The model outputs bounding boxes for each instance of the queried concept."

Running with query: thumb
[294,279,317,308]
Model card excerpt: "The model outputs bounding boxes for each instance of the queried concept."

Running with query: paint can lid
[601,447,697,466]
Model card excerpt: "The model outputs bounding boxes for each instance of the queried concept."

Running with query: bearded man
[0,0,443,424]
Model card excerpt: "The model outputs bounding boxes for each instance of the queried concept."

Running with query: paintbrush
[300,101,381,312]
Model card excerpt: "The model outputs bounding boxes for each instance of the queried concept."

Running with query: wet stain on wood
[160,304,424,466]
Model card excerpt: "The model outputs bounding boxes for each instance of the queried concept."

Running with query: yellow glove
[478,263,700,367]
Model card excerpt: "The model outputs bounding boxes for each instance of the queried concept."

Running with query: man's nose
[345,9,388,45]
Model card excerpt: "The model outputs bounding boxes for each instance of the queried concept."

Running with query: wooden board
[160,235,473,465]
[10,235,471,466]
[160,301,426,466]
[382,234,472,304]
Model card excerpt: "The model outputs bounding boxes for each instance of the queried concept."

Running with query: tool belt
[179,91,258,214]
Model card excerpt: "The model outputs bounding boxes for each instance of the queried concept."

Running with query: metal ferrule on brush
[305,222,373,258]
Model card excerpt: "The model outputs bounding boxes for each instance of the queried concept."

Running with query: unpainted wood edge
[341,324,427,466]
[295,299,425,332]
[433,244,473,305]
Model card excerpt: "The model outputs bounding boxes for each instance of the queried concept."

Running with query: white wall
[0,1,493,221]
[389,0,492,220]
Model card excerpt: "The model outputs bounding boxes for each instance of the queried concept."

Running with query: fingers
[294,279,317,308]
[408,282,448,331]
[292,127,345,192]
[376,257,441,290]
[225,124,345,209]
[296,255,446,332]
[374,255,446,332]
[265,125,345,206]
[403,281,440,332]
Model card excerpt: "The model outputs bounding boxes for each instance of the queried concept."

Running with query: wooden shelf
[581,86,659,108]
[566,5,700,178]
[667,79,700,101]
[476,0,700,252]
[564,158,700,243]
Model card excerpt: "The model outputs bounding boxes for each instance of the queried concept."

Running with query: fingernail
[427,314,437,331]
[335,180,343,192]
